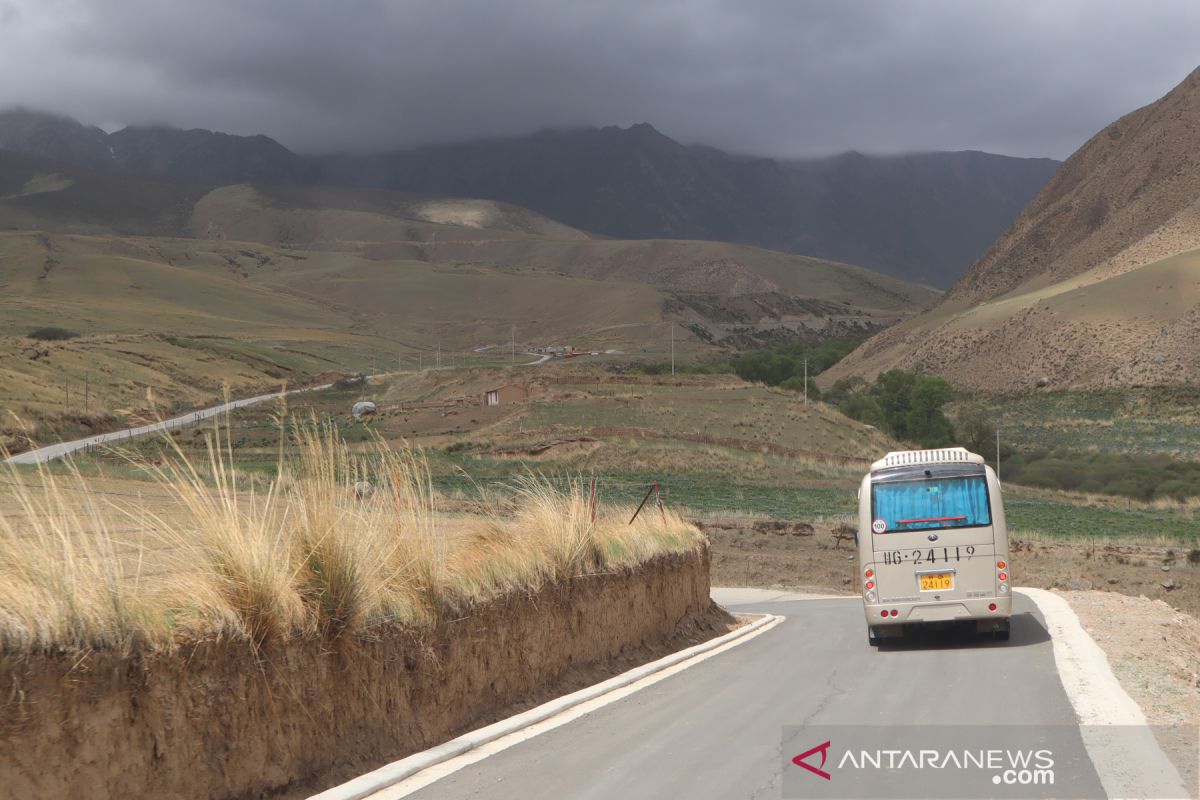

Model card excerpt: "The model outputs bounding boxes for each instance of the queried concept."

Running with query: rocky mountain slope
[825,65,1200,391]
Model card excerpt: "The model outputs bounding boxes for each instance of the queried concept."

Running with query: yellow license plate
[919,573,953,591]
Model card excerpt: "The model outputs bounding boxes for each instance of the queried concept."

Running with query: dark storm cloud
[1,0,1197,158]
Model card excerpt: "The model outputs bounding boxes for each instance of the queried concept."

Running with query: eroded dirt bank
[1,548,718,799]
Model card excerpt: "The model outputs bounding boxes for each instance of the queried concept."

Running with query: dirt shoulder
[1057,589,1200,729]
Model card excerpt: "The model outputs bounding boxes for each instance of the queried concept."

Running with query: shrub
[834,369,956,447]
[955,403,996,454]
[999,449,1200,502]
[731,336,865,387]
[779,375,822,401]
[26,327,79,341]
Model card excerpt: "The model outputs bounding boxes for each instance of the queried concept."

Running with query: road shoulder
[1018,587,1193,798]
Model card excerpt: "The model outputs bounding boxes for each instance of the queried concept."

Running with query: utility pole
[803,359,808,405]
[670,321,675,377]
[996,426,1001,481]
[436,339,441,369]
[84,371,89,415]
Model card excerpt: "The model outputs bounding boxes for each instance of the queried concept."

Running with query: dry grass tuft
[0,418,704,654]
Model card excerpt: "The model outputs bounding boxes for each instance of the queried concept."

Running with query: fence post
[629,481,660,525]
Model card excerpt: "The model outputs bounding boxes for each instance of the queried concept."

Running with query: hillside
[196,184,938,311]
[825,65,1200,391]
[950,65,1200,304]
[0,230,676,450]
[0,155,937,447]
[0,110,1058,287]
[0,150,209,235]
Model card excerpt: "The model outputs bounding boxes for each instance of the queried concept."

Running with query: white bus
[857,447,1011,645]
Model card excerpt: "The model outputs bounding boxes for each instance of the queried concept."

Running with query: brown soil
[704,518,1200,616]
[1,549,730,800]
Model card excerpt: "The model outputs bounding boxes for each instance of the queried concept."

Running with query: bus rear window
[871,475,991,533]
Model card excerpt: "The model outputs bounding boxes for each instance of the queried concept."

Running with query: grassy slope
[0,232,670,445]
[190,184,939,308]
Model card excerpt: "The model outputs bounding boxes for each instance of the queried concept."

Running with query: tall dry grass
[0,418,704,654]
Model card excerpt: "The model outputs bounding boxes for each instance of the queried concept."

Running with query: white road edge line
[309,612,784,800]
[1017,587,1191,799]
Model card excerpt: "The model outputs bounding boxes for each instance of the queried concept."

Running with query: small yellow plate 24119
[919,573,953,591]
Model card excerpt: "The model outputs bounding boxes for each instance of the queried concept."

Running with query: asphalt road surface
[400,590,1109,800]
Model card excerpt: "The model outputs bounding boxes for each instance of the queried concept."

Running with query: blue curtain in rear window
[871,477,991,532]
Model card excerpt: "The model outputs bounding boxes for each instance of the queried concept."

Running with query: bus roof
[870,447,984,472]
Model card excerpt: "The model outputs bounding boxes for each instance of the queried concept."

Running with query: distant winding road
[4,382,333,465]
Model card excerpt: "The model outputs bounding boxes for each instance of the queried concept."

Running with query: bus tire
[867,626,882,647]
[993,621,1011,642]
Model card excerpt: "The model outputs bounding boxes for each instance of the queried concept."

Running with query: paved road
[401,591,1107,799]
[5,382,333,465]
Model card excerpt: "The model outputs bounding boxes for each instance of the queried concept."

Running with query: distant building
[484,384,529,406]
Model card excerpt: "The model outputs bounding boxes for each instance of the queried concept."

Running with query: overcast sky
[0,0,1197,159]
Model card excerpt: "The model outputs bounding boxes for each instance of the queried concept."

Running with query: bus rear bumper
[864,595,1012,629]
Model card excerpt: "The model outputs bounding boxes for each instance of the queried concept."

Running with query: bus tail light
[998,572,1008,582]
[865,580,875,590]
[988,603,997,612]
[889,609,898,617]
[997,560,1006,569]
[865,568,874,579]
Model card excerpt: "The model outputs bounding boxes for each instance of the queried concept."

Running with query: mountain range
[826,64,1200,391]
[0,109,1058,287]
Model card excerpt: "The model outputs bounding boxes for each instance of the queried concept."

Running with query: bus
[857,447,1011,645]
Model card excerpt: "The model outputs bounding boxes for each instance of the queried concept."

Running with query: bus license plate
[919,573,953,591]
